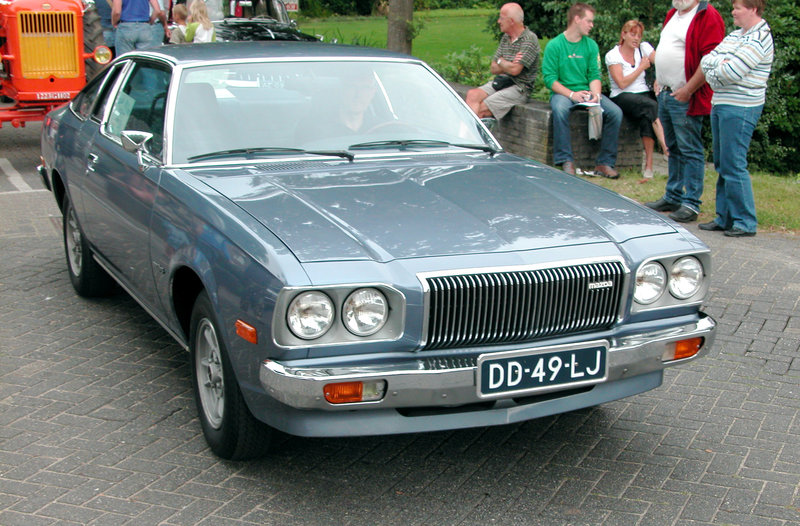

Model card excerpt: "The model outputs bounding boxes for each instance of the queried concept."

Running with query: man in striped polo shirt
[465,3,540,121]
[699,0,774,237]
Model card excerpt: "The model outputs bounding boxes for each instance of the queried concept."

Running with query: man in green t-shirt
[542,3,622,178]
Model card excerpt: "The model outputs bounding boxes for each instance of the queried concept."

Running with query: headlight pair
[634,256,704,305]
[287,288,388,340]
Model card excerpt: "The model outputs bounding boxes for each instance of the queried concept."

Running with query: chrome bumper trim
[260,314,716,411]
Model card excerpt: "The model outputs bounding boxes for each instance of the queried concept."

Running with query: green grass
[589,170,800,233]
[297,8,498,64]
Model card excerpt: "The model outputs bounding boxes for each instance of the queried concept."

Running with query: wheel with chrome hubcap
[189,291,273,459]
[62,194,118,297]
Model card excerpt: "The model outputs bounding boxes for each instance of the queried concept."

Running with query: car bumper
[260,313,716,413]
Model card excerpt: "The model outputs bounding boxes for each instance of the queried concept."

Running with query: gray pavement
[1,122,799,525]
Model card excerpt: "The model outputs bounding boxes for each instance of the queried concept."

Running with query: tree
[387,0,414,54]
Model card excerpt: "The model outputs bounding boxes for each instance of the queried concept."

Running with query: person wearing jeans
[699,0,773,237]
[645,0,724,222]
[541,3,622,178]
[657,88,705,212]
[549,92,622,174]
[112,0,168,56]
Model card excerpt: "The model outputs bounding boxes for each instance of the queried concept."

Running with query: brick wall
[452,84,643,171]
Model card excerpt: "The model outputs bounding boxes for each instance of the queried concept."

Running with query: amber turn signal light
[324,380,386,404]
[235,320,258,344]
[662,337,703,361]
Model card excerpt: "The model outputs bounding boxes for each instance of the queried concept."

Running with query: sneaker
[724,227,756,237]
[643,168,654,179]
[561,161,575,175]
[645,198,680,212]
[698,221,724,231]
[668,205,698,223]
[594,165,619,179]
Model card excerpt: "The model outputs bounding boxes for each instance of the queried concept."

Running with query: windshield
[171,60,494,163]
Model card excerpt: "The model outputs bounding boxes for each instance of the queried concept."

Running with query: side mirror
[121,130,155,170]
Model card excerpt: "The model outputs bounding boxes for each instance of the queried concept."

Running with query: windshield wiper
[348,139,499,155]
[187,147,354,163]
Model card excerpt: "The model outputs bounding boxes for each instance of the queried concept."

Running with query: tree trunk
[386,0,413,55]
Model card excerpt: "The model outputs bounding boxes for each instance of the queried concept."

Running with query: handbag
[492,74,515,91]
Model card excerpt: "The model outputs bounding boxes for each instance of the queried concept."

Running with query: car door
[53,64,124,222]
[81,59,172,312]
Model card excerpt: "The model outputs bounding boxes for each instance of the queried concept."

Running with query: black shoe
[645,198,680,212]
[698,221,725,231]
[724,227,756,237]
[668,205,698,223]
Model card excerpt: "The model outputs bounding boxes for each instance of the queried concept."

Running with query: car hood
[190,155,677,263]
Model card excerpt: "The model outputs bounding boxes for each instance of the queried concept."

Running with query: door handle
[87,153,99,172]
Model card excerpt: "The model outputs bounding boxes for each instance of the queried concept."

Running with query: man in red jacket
[645,0,724,223]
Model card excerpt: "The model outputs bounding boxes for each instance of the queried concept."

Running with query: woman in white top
[186,0,217,43]
[605,20,667,181]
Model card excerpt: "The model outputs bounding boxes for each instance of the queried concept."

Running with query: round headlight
[342,288,388,336]
[669,257,703,299]
[634,262,667,304]
[287,291,334,340]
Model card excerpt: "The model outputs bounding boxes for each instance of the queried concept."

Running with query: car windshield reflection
[171,60,492,164]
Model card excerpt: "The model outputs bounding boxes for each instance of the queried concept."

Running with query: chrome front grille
[422,261,626,350]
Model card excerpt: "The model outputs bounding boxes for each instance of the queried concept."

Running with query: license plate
[477,342,608,398]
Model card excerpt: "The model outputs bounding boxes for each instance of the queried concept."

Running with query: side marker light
[235,320,258,344]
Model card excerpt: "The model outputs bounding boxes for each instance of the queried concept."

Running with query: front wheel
[62,195,118,297]
[190,291,273,460]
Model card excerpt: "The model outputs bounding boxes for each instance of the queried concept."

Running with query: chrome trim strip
[260,314,715,411]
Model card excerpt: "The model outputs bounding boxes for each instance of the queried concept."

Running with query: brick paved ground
[1,124,799,525]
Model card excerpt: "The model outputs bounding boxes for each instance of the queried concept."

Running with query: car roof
[126,41,419,67]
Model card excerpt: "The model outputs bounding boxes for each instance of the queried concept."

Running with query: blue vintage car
[40,42,716,459]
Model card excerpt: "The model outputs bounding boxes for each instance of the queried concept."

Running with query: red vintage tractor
[0,0,111,128]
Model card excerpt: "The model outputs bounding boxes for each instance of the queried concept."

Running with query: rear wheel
[62,195,118,297]
[190,291,273,460]
[83,5,106,80]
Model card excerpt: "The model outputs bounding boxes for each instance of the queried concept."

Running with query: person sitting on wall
[605,19,669,182]
[465,3,540,121]
[541,2,623,178]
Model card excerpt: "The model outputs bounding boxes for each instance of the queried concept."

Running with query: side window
[71,73,106,119]
[106,62,171,158]
[90,65,125,122]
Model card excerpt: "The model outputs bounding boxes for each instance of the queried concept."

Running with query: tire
[62,195,118,297]
[190,291,273,460]
[83,5,106,80]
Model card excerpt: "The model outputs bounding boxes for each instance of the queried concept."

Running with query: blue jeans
[115,22,154,56]
[658,91,705,212]
[710,104,762,232]
[550,93,622,166]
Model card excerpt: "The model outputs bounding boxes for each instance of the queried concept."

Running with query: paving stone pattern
[1,125,799,525]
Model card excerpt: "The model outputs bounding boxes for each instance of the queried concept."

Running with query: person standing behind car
[185,0,217,43]
[644,0,724,223]
[698,0,773,237]
[605,20,669,182]
[465,3,540,121]
[541,2,623,178]
[112,0,168,55]
[170,4,189,44]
